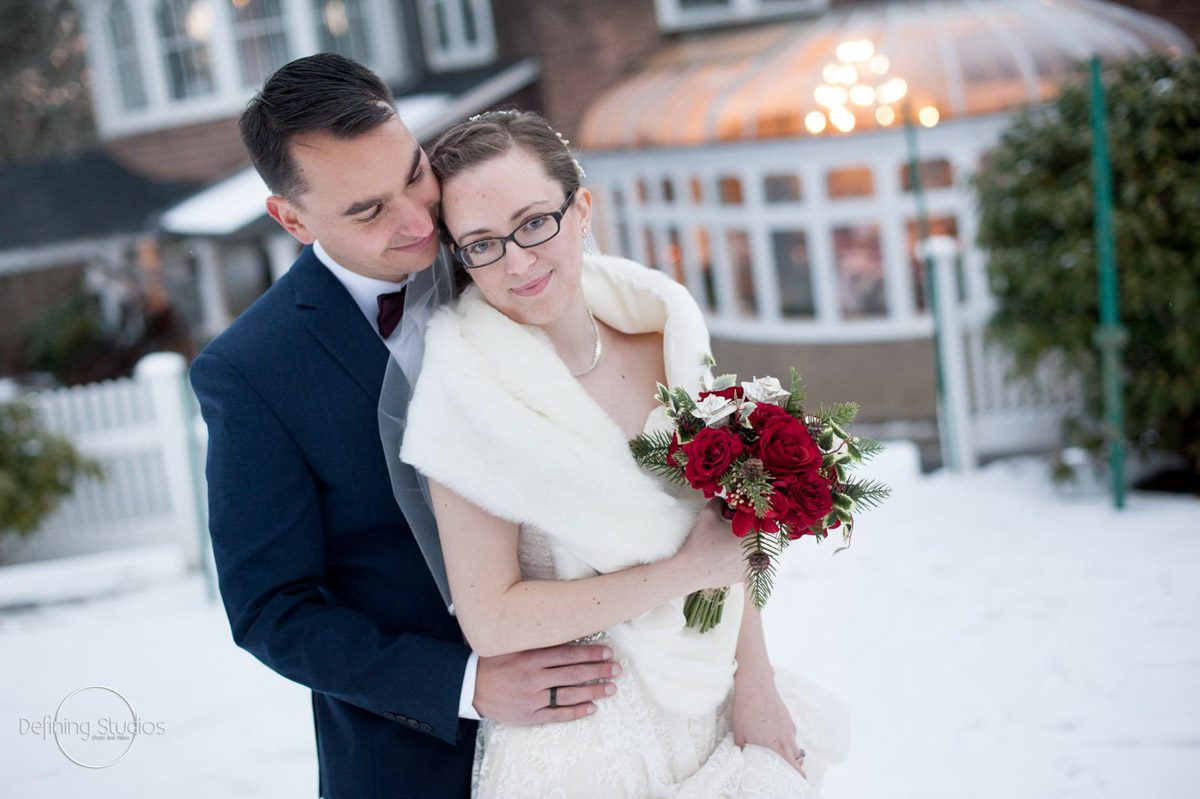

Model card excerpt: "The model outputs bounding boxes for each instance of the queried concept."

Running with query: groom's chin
[384,241,440,274]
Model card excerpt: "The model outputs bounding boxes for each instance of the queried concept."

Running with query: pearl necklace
[570,306,603,377]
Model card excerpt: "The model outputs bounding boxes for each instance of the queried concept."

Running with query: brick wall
[1114,0,1200,38]
[104,115,248,184]
[492,0,664,141]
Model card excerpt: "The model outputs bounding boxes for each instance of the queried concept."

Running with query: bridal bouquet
[630,366,891,632]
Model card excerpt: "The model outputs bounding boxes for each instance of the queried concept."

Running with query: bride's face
[440,146,591,326]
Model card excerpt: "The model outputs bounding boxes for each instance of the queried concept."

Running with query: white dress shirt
[313,240,482,722]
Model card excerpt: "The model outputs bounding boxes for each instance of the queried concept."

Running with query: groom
[189,54,619,798]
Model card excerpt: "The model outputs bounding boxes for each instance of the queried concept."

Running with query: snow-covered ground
[2,446,1198,798]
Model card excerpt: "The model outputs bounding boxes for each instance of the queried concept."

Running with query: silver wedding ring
[795,749,806,761]
[548,686,558,708]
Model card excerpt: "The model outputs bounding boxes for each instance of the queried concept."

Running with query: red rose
[681,427,745,498]
[748,403,791,425]
[783,476,834,538]
[666,434,684,467]
[729,505,757,537]
[699,386,744,403]
[753,412,821,477]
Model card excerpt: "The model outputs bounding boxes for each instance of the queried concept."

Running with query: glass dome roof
[579,0,1192,150]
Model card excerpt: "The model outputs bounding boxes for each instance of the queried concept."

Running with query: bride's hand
[678,500,747,589]
[730,673,807,778]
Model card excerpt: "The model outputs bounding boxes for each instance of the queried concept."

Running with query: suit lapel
[290,245,389,402]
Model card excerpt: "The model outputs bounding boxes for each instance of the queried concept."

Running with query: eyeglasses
[452,191,576,269]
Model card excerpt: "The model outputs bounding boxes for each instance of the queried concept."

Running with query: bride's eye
[466,240,496,256]
[521,216,548,233]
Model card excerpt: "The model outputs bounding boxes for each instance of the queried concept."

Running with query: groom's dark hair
[239,52,396,202]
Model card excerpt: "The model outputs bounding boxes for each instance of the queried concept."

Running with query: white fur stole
[401,253,744,716]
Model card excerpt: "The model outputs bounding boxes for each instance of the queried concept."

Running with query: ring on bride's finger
[548,686,558,708]
[795,749,806,761]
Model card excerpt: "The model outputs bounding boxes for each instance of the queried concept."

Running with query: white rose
[741,376,791,406]
[691,395,738,427]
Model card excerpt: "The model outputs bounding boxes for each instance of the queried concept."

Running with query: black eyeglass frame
[450,190,577,269]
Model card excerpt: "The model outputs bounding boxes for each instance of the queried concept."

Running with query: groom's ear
[266,195,316,245]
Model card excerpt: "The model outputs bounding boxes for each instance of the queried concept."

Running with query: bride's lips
[512,271,553,297]
[389,230,436,252]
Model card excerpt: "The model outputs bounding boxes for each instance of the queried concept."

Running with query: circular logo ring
[52,685,138,769]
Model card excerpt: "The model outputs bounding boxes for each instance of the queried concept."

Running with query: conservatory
[577,0,1189,432]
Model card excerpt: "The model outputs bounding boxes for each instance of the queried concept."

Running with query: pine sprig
[839,478,893,511]
[818,402,860,430]
[846,435,884,463]
[628,429,689,485]
[743,532,784,610]
[786,367,807,416]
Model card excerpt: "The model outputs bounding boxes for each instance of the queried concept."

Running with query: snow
[2,446,1198,798]
[158,167,271,237]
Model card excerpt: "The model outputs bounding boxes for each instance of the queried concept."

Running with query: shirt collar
[312,240,409,332]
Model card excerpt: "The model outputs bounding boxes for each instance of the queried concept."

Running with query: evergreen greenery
[0,401,102,546]
[973,52,1200,478]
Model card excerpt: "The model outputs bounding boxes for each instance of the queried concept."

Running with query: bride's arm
[429,478,743,658]
[730,598,806,774]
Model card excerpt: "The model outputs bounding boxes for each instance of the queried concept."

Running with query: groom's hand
[473,643,620,725]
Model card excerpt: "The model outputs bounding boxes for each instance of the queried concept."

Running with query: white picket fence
[924,236,1084,470]
[4,353,210,568]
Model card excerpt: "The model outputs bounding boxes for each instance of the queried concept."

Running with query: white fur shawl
[401,253,744,716]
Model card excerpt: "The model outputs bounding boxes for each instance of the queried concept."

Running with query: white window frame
[106,0,149,110]
[579,115,1010,345]
[653,0,829,33]
[154,0,218,101]
[80,0,408,140]
[418,0,497,72]
[231,0,292,88]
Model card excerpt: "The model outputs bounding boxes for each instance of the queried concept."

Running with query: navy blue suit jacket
[190,245,475,798]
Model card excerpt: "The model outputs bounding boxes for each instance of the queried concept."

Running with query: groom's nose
[393,198,437,240]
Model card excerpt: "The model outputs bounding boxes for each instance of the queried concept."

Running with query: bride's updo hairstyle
[428,110,584,206]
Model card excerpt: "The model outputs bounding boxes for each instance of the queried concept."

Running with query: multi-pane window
[108,0,148,110]
[833,224,887,318]
[420,0,496,70]
[232,0,291,87]
[764,173,802,203]
[826,166,874,199]
[156,0,216,100]
[314,0,373,65]
[725,230,757,316]
[900,158,955,192]
[906,216,961,312]
[772,230,815,318]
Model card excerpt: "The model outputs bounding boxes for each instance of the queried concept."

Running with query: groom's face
[265,114,441,281]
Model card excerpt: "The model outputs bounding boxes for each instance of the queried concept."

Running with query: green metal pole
[1088,57,1128,509]
[905,110,956,470]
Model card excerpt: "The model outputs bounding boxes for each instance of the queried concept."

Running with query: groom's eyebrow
[459,200,554,239]
[342,194,390,217]
[340,149,423,217]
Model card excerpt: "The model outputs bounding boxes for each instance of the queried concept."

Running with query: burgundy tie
[376,287,407,339]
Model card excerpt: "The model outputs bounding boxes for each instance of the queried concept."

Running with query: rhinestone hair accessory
[465,110,587,180]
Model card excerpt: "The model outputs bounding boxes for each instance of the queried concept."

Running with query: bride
[398,110,848,797]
